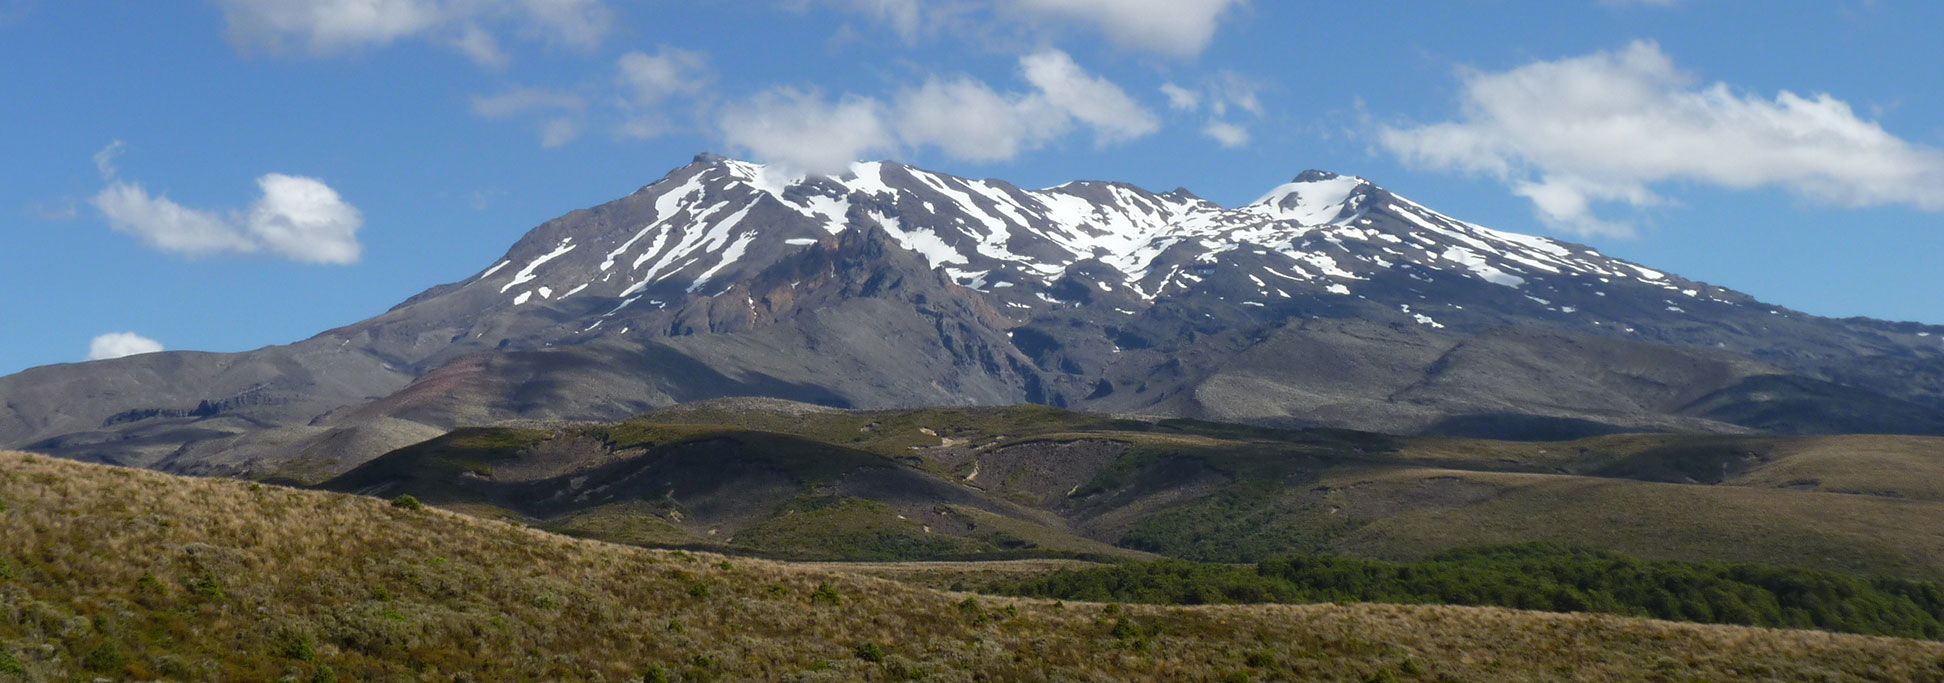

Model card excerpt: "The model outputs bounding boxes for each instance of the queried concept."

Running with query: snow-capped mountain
[369,154,1758,360]
[7,154,1944,478]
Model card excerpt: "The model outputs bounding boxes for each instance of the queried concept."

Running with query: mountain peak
[1248,170,1372,224]
[1291,169,1348,183]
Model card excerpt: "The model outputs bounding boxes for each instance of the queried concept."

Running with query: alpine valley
[6,153,1944,481]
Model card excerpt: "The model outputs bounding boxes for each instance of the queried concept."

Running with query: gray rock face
[7,154,1944,479]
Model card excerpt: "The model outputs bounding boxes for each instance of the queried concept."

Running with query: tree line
[989,543,1944,640]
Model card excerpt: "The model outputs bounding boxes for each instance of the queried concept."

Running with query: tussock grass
[7,450,1944,681]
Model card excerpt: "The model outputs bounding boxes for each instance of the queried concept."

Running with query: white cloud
[1202,119,1248,148]
[719,49,1157,173]
[246,174,364,264]
[539,118,581,148]
[1160,71,1263,150]
[808,0,1237,57]
[1160,83,1199,112]
[617,47,710,105]
[471,87,589,147]
[610,47,713,141]
[1006,0,1242,56]
[88,332,164,361]
[1378,41,1944,237]
[1018,49,1158,144]
[720,88,895,175]
[470,87,585,118]
[516,0,611,48]
[211,0,611,63]
[29,198,79,222]
[93,182,258,255]
[893,76,1066,162]
[1206,70,1262,117]
[89,144,364,264]
[825,0,927,41]
[93,139,125,179]
[452,24,508,68]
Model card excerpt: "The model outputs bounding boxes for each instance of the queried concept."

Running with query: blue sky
[3,0,1943,375]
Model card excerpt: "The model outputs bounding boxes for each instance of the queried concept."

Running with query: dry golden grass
[1728,435,1944,501]
[5,450,1944,681]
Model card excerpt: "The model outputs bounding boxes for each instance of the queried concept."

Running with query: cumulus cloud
[1018,49,1159,144]
[720,49,1157,174]
[243,174,365,263]
[89,144,364,264]
[88,332,164,361]
[1378,41,1944,237]
[1007,0,1243,56]
[893,76,1065,162]
[720,88,894,175]
[210,0,612,63]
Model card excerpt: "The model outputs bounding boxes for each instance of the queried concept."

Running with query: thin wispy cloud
[209,0,613,66]
[802,0,1243,57]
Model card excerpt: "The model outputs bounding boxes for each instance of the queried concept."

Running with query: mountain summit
[6,155,1944,479]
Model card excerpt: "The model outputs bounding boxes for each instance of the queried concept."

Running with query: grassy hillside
[7,451,1944,681]
[315,401,1944,580]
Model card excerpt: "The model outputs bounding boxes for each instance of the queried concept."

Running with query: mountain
[6,154,1944,478]
[11,450,1942,681]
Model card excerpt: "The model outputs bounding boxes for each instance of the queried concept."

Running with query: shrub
[957,597,985,621]
[83,641,126,672]
[688,582,711,598]
[0,553,15,581]
[809,582,842,606]
[0,648,23,675]
[855,643,886,663]
[642,665,671,683]
[390,495,425,511]
[311,665,339,683]
[282,634,317,661]
[188,571,226,601]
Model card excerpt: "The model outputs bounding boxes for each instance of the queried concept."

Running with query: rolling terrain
[6,450,1944,681]
[315,400,1944,580]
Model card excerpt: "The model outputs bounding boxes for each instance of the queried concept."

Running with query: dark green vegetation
[992,544,1944,640]
[11,451,1944,681]
[320,400,1944,582]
